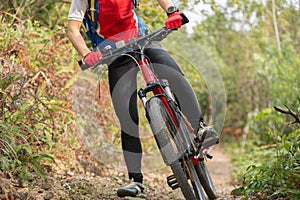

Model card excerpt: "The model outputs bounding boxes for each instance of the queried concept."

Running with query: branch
[0,11,23,23]
[274,105,300,125]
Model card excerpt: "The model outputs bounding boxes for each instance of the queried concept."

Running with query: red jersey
[98,0,139,41]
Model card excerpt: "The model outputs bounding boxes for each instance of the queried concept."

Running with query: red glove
[84,52,102,66]
[165,11,183,29]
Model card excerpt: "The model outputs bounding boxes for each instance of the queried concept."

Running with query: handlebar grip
[180,13,189,25]
[80,63,91,71]
[77,58,91,71]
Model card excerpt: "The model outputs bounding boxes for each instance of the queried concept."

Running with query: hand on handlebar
[84,52,102,66]
[165,11,183,29]
[79,20,189,71]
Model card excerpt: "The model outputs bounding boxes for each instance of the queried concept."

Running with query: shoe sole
[117,189,146,198]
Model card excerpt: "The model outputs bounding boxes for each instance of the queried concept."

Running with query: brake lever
[180,13,189,25]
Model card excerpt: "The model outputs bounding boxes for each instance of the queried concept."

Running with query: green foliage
[136,0,165,30]
[232,130,300,199]
[0,72,55,180]
[0,16,76,180]
[249,108,287,143]
[1,0,70,28]
[0,122,55,180]
[192,0,300,129]
[229,107,300,199]
[136,0,190,30]
[207,4,300,197]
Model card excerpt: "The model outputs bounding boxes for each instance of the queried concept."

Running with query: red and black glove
[84,52,102,66]
[165,11,183,29]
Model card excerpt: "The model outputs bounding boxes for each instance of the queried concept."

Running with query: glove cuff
[84,52,92,59]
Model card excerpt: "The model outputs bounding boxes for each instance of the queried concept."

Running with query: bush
[231,107,300,199]
[1,0,70,28]
[0,69,55,180]
[0,18,75,180]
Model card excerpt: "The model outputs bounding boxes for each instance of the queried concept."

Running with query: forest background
[0,0,299,199]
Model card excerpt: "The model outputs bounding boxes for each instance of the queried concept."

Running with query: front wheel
[195,160,218,199]
[146,97,206,200]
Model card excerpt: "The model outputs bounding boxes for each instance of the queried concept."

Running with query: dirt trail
[205,145,240,199]
[146,143,240,200]
[144,144,241,200]
[0,144,240,199]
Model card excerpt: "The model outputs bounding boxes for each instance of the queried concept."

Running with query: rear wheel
[195,160,218,199]
[146,97,205,200]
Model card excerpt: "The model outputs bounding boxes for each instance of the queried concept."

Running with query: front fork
[138,79,174,107]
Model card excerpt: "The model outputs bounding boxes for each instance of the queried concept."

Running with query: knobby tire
[146,97,205,200]
[195,161,218,199]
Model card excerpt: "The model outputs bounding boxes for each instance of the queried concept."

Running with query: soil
[205,145,241,200]
[0,144,242,200]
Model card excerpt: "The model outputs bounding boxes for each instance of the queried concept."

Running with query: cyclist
[68,0,213,198]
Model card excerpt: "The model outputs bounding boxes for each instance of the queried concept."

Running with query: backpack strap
[88,0,99,27]
[82,0,100,49]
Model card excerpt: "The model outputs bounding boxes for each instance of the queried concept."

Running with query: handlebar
[79,13,189,71]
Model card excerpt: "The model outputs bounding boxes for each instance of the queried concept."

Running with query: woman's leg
[108,56,143,183]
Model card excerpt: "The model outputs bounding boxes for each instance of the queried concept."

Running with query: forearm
[67,20,91,57]
[157,0,175,11]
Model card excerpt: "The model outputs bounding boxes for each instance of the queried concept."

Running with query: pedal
[206,153,213,159]
[167,174,179,190]
[202,138,219,150]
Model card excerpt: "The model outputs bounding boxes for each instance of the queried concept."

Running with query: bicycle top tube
[80,27,174,71]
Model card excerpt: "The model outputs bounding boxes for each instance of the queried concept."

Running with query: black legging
[108,43,203,183]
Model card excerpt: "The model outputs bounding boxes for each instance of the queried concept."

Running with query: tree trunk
[271,0,282,56]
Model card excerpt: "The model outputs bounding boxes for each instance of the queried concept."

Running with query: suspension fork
[138,57,178,126]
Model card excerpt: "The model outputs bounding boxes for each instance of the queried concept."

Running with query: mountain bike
[79,14,219,200]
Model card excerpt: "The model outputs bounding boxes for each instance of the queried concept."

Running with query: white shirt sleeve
[68,0,88,22]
